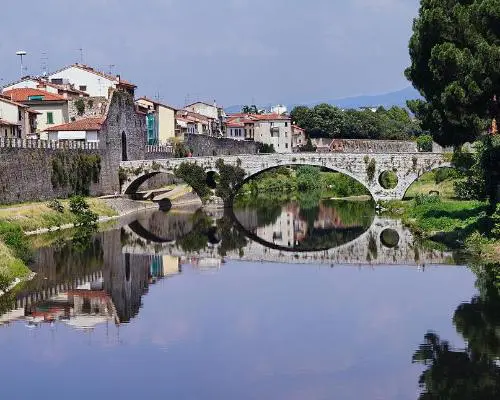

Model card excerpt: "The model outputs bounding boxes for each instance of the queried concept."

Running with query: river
[0,199,498,399]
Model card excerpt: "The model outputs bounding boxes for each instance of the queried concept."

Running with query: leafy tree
[215,159,246,205]
[241,105,259,114]
[417,134,434,152]
[174,162,211,201]
[405,0,500,147]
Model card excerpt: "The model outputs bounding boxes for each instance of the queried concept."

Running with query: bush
[69,196,98,226]
[47,199,64,213]
[414,193,441,206]
[492,204,500,238]
[258,143,275,153]
[434,167,456,184]
[417,134,433,152]
[174,162,211,201]
[0,221,32,263]
[366,158,376,181]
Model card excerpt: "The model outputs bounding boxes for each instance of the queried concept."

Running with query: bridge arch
[401,163,453,199]
[232,163,376,203]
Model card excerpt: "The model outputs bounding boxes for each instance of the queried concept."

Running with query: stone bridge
[121,216,454,266]
[120,152,450,201]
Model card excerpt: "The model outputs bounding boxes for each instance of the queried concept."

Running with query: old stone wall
[96,89,147,195]
[0,147,102,204]
[68,97,108,120]
[323,139,419,153]
[185,134,259,157]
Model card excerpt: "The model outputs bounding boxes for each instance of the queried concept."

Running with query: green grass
[404,169,457,199]
[0,198,117,232]
[384,196,499,261]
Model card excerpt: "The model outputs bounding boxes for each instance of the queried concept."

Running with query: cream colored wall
[0,100,19,123]
[34,103,69,132]
[157,106,175,143]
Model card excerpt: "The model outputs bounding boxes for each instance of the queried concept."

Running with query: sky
[0,0,420,107]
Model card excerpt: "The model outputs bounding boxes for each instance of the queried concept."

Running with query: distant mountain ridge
[225,86,421,114]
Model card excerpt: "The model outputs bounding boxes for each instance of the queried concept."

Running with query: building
[135,97,178,144]
[183,101,226,137]
[292,125,306,151]
[47,63,136,98]
[0,96,38,139]
[270,104,287,115]
[253,114,292,153]
[45,117,103,143]
[3,77,89,99]
[2,88,68,135]
[226,114,256,141]
[176,110,211,137]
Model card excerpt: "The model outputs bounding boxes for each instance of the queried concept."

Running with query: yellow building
[135,97,178,144]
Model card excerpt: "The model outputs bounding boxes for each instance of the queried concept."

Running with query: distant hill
[225,86,421,114]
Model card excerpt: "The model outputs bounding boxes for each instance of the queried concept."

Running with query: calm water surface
[0,201,490,399]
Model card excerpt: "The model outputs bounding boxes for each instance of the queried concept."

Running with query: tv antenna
[77,48,84,64]
[108,64,115,75]
[16,50,27,77]
[41,52,49,77]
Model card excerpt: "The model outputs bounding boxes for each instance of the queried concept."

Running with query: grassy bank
[0,198,117,233]
[383,197,499,262]
[0,197,118,284]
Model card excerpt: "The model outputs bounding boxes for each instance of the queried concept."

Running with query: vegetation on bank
[0,197,116,233]
[0,197,114,286]
[383,195,500,262]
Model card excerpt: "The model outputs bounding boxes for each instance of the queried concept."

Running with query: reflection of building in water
[256,207,295,248]
[188,257,222,271]
[1,230,182,329]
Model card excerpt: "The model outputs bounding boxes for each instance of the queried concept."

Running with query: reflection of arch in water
[126,211,197,244]
[228,206,375,253]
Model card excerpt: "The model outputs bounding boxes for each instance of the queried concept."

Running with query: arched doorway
[121,131,128,161]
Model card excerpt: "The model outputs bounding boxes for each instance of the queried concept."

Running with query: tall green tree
[405,0,500,147]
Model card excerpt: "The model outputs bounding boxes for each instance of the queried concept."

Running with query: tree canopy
[290,104,422,140]
[405,0,500,147]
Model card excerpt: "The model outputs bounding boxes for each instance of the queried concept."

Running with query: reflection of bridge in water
[122,212,454,266]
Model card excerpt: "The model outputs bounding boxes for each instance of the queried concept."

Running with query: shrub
[69,196,98,226]
[366,158,376,181]
[47,199,64,213]
[492,204,500,238]
[0,221,32,263]
[434,167,456,184]
[74,98,85,116]
[417,134,433,152]
[414,193,441,206]
[258,143,275,153]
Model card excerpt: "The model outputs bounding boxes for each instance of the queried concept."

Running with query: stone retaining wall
[185,134,259,157]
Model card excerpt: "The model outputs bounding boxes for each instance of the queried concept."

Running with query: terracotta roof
[45,117,104,132]
[4,88,67,102]
[227,122,245,128]
[136,96,179,111]
[0,95,29,108]
[253,113,290,121]
[0,119,20,127]
[49,63,136,88]
[292,125,305,132]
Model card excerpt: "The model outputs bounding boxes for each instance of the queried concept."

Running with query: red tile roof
[0,119,20,127]
[292,125,305,132]
[4,88,67,102]
[45,117,104,132]
[136,96,179,111]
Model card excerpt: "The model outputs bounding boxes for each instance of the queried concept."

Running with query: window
[46,112,54,124]
[285,143,288,148]
[285,122,288,127]
[79,85,87,91]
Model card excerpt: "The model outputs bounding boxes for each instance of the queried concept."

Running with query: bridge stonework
[120,152,450,201]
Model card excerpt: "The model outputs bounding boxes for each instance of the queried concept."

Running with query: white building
[0,96,38,139]
[184,102,225,136]
[3,77,89,99]
[47,64,136,99]
[3,87,69,135]
[45,117,103,143]
[253,114,292,153]
[270,104,287,115]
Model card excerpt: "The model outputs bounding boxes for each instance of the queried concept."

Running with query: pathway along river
[0,199,499,399]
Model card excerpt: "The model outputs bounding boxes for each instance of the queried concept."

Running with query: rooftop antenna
[108,64,115,75]
[77,48,84,64]
[16,50,27,78]
[41,52,48,77]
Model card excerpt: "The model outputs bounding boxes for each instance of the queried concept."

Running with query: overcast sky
[1,0,420,107]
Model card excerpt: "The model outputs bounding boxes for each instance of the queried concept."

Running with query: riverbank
[382,197,500,262]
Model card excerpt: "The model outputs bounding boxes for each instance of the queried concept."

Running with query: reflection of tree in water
[176,211,248,256]
[216,216,247,257]
[414,263,500,399]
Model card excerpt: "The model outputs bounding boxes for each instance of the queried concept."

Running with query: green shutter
[47,112,54,124]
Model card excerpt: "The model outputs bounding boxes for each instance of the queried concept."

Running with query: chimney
[116,74,121,82]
